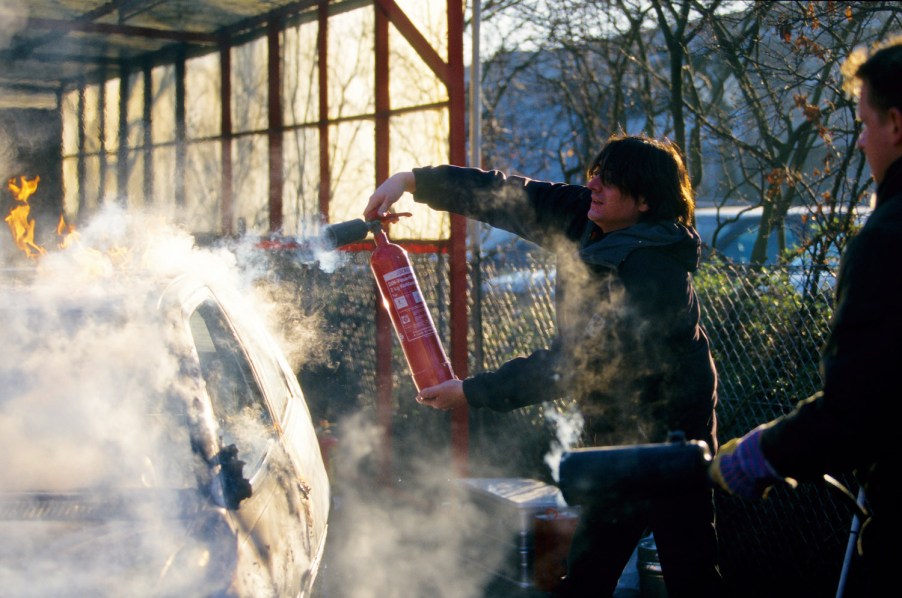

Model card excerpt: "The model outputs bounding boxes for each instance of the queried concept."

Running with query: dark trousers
[554,489,723,597]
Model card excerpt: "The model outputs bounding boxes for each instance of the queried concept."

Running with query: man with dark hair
[366,134,722,596]
[710,36,902,595]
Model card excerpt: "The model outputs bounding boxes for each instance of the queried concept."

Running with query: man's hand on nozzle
[710,424,796,499]
[365,172,416,221]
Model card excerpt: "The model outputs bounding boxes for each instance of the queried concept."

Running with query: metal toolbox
[454,478,578,594]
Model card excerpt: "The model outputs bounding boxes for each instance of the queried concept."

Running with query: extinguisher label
[382,267,436,342]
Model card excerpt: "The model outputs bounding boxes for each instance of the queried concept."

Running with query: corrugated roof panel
[0,0,315,99]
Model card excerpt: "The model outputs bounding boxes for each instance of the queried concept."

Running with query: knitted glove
[710,425,791,499]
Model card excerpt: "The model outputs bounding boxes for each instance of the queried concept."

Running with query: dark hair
[856,38,902,114]
[586,134,694,227]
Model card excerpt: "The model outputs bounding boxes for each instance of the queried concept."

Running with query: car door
[179,282,325,597]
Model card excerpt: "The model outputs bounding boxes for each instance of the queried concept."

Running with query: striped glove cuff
[717,426,782,499]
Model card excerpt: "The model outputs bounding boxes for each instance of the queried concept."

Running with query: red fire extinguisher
[320,214,456,391]
[368,214,456,392]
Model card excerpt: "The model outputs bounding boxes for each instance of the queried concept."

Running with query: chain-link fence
[267,239,860,597]
[690,260,856,597]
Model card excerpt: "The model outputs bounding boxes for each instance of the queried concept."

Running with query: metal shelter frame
[0,0,470,479]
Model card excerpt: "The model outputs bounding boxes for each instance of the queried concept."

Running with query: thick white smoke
[322,412,506,598]
[0,1,27,51]
[0,205,288,595]
[544,403,585,483]
[0,204,524,597]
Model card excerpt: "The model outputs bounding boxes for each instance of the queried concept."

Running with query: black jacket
[761,157,902,568]
[413,165,718,447]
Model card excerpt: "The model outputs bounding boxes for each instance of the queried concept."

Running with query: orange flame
[56,212,80,249]
[5,175,46,258]
[5,175,79,257]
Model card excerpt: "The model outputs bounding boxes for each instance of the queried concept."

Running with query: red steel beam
[142,61,153,206]
[77,84,87,215]
[374,1,395,487]
[174,48,186,206]
[318,1,330,220]
[98,66,108,198]
[220,38,234,236]
[374,0,448,85]
[267,17,284,233]
[117,62,129,199]
[446,0,469,477]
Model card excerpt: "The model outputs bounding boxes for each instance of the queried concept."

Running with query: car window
[693,215,720,249]
[219,301,292,421]
[722,221,801,263]
[697,210,804,263]
[697,206,870,266]
[189,300,276,474]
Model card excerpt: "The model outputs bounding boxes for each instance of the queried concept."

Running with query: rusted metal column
[142,61,153,206]
[447,0,469,477]
[317,0,330,221]
[98,66,107,202]
[175,46,188,206]
[175,46,186,207]
[117,61,129,201]
[76,82,86,215]
[267,16,284,233]
[219,38,234,236]
[374,1,394,486]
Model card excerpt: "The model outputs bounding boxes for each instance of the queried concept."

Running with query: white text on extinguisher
[382,267,436,341]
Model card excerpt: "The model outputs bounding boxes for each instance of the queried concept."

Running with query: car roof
[694,203,872,218]
[693,203,872,265]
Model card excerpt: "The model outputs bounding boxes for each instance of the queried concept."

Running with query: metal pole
[469,0,481,170]
[835,486,866,598]
[468,0,484,374]
[219,38,233,235]
[374,0,394,487]
[267,17,283,233]
[447,0,469,477]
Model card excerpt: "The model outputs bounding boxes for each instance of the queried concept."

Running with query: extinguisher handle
[373,212,413,225]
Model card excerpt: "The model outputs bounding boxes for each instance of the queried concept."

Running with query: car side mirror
[210,443,253,510]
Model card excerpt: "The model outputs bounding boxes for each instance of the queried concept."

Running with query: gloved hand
[710,425,793,499]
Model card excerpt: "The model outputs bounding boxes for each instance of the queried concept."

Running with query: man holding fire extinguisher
[365,134,722,597]
[709,37,902,597]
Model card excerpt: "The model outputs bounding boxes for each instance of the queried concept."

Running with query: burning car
[0,267,330,597]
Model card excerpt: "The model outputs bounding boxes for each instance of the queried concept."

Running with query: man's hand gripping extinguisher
[323,214,456,392]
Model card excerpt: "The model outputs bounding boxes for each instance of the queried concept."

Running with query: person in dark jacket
[365,134,722,597]
[709,37,902,596]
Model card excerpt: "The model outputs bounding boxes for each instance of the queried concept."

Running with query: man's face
[857,82,902,184]
[586,173,648,232]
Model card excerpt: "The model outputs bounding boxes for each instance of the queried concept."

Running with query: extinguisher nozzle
[322,219,380,249]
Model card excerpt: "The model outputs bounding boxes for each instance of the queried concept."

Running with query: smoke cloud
[1,204,534,597]
[0,129,13,176]
[0,205,321,596]
[0,1,27,51]
[322,412,505,598]
[544,403,585,483]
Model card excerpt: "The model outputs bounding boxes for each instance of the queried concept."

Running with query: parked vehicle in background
[472,204,870,298]
[694,204,872,293]
[694,204,872,264]
[0,272,330,597]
